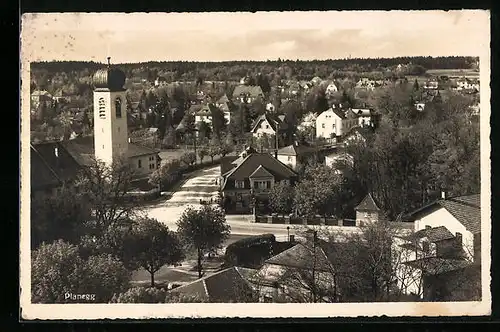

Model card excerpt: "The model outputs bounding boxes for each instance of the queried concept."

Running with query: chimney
[441,191,446,199]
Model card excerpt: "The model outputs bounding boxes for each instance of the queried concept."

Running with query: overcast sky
[21,11,489,63]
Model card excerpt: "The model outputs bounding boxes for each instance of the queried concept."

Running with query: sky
[21,11,490,63]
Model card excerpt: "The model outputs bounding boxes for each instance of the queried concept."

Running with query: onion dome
[92,57,126,91]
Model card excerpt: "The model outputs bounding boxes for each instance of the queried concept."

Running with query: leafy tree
[130,218,184,287]
[198,147,208,163]
[269,180,295,216]
[111,287,167,303]
[293,164,343,218]
[210,107,227,139]
[32,240,131,303]
[31,184,91,249]
[208,137,220,163]
[180,151,197,166]
[176,205,230,278]
[82,254,131,302]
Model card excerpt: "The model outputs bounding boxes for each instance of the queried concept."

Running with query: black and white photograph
[20,10,491,319]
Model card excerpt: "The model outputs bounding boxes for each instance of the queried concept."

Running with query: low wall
[254,215,350,227]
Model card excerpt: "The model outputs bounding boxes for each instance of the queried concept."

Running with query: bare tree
[75,155,143,232]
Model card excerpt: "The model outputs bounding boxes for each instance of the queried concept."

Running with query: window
[117,126,120,133]
[265,124,270,129]
[102,128,104,133]
[149,163,155,170]
[235,180,244,189]
[138,159,142,168]
[322,123,325,128]
[102,145,104,149]
[98,97,106,119]
[115,97,122,118]
[287,156,293,162]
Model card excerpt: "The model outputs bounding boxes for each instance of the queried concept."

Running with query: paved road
[144,165,361,239]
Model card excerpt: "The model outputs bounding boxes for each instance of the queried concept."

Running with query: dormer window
[98,97,106,119]
[115,97,122,118]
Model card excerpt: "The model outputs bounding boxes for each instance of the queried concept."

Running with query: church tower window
[98,97,106,119]
[115,97,122,118]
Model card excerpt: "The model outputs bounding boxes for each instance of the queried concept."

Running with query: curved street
[143,165,360,240]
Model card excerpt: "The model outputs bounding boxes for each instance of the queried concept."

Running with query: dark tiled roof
[321,107,346,120]
[405,194,481,234]
[439,197,481,234]
[265,243,333,272]
[232,85,264,98]
[355,193,381,211]
[277,144,316,156]
[30,145,61,191]
[62,136,158,165]
[223,153,297,185]
[220,156,239,175]
[171,267,256,302]
[403,257,472,275]
[31,141,82,182]
[403,226,455,243]
[250,113,287,133]
[249,165,274,179]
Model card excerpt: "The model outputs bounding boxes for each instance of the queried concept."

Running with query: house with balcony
[219,147,298,213]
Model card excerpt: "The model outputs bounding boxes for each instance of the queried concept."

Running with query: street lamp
[287,226,290,242]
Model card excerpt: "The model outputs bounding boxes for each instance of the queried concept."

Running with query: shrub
[223,234,276,268]
[111,287,168,303]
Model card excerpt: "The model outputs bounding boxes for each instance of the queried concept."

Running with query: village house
[31,90,54,109]
[355,78,376,91]
[170,266,258,303]
[219,147,298,214]
[232,85,264,104]
[325,82,338,96]
[154,76,168,87]
[398,193,481,300]
[454,78,480,93]
[423,79,439,90]
[276,142,317,170]
[349,108,380,128]
[194,103,230,126]
[30,141,82,200]
[342,126,376,147]
[250,113,287,138]
[315,106,358,141]
[248,233,336,303]
[354,193,382,227]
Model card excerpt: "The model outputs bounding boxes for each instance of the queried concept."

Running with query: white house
[194,103,230,125]
[325,82,338,96]
[396,193,481,298]
[250,114,286,138]
[350,108,377,128]
[315,106,358,140]
[276,143,316,170]
[356,78,376,91]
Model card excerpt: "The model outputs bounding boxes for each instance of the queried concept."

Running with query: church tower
[92,57,128,167]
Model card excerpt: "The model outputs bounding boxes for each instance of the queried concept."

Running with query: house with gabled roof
[276,143,317,170]
[315,106,358,141]
[30,141,82,199]
[170,266,258,303]
[220,148,298,213]
[354,193,382,226]
[397,193,482,301]
[232,85,264,104]
[248,235,336,303]
[250,113,287,138]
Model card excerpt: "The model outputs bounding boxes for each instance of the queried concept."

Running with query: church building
[32,58,161,186]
